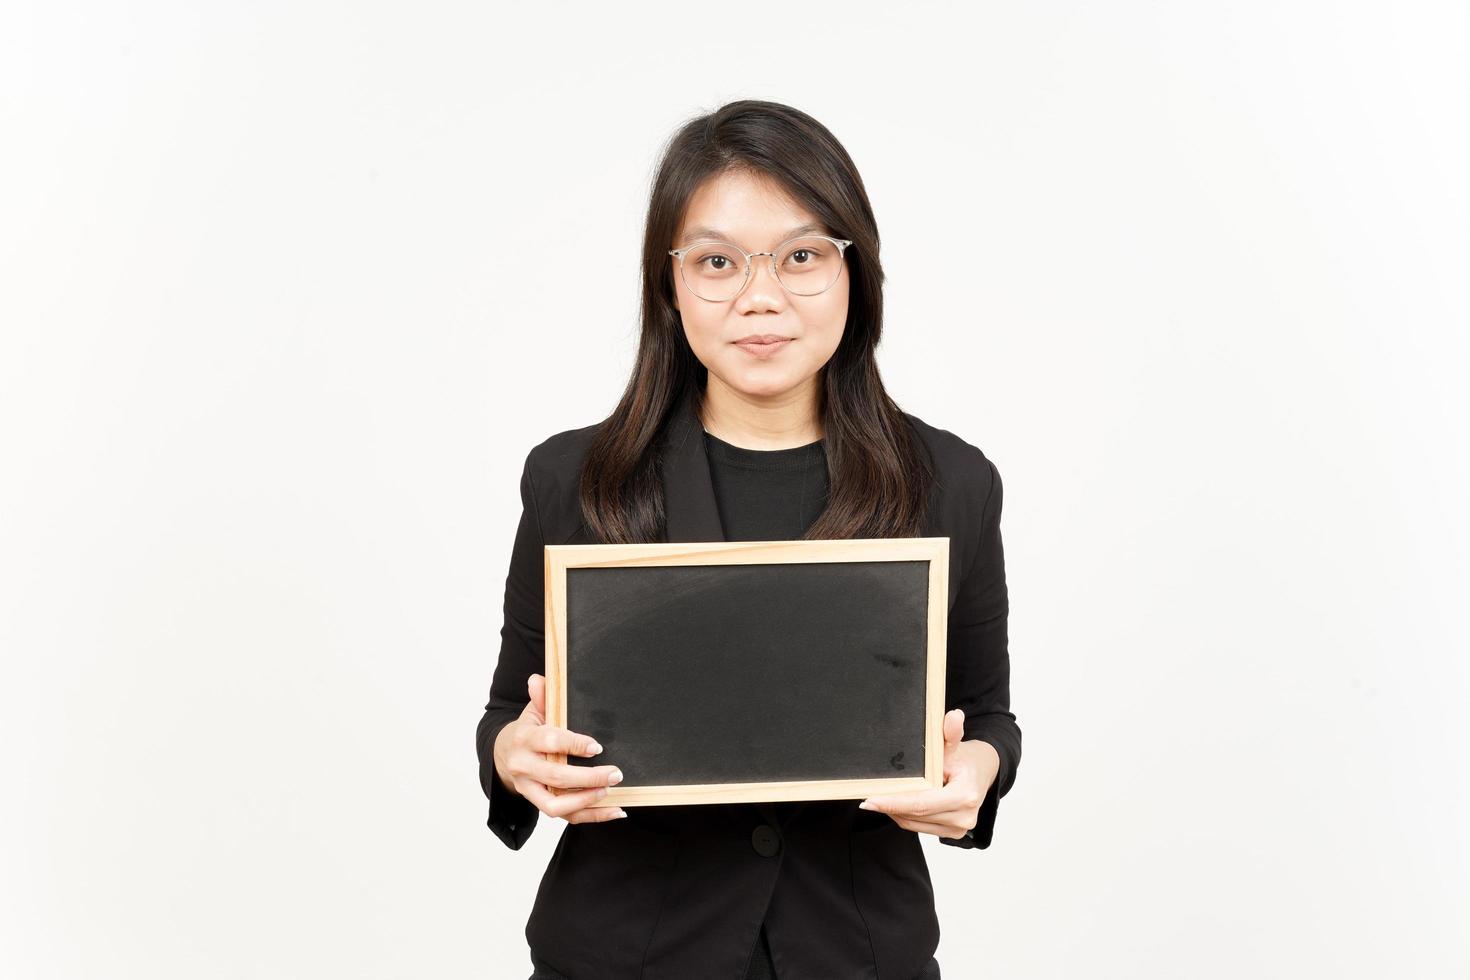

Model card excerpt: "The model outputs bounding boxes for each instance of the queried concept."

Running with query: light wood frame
[544,537,950,808]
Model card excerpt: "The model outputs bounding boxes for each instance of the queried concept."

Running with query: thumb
[526,673,547,723]
[943,708,965,746]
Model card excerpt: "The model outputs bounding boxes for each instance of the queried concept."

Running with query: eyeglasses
[668,234,852,302]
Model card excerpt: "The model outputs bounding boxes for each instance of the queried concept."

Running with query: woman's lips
[733,338,793,358]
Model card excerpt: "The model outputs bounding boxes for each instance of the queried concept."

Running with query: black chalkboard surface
[543,538,949,808]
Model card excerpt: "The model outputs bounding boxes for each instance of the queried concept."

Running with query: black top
[701,429,828,980]
[702,428,830,542]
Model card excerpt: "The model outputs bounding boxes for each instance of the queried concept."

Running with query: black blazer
[476,387,1020,980]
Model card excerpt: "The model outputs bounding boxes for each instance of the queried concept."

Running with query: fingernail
[615,809,628,818]
[588,741,603,755]
[858,801,874,810]
[595,788,607,799]
[608,768,623,785]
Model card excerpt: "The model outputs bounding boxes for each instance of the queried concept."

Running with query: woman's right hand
[493,673,628,824]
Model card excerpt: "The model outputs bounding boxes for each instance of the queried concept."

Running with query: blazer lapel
[658,386,726,544]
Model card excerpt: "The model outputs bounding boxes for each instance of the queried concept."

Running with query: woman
[475,100,1020,980]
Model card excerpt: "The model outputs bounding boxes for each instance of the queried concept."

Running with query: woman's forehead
[677,171,826,248]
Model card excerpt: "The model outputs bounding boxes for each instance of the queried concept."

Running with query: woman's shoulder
[509,421,605,546]
[516,420,604,515]
[523,420,602,475]
[901,409,1002,498]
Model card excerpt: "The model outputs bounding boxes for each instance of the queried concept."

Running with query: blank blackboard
[543,538,949,808]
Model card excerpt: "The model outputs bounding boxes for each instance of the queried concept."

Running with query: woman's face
[671,169,849,402]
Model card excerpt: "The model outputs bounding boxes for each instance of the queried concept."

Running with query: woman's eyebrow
[679,223,827,247]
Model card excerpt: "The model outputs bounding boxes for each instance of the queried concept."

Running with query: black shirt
[703,432,944,980]
[702,429,828,980]
[702,428,830,543]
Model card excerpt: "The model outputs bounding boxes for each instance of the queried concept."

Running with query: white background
[3,2,1467,977]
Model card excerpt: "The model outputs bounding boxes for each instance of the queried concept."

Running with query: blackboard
[543,538,949,808]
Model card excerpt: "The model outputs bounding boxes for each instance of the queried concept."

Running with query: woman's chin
[726,375,803,400]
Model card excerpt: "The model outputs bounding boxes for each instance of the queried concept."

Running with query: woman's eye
[786,248,821,265]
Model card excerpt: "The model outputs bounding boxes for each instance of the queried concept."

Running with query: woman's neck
[698,377,824,450]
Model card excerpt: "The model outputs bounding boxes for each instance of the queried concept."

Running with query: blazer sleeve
[474,450,545,850]
[941,454,1021,851]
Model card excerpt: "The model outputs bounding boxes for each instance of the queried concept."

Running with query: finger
[528,674,546,720]
[943,708,964,746]
[519,777,610,819]
[891,814,973,839]
[566,805,629,825]
[881,803,974,833]
[519,677,545,726]
[528,759,623,791]
[861,785,972,818]
[539,784,613,819]
[528,723,604,758]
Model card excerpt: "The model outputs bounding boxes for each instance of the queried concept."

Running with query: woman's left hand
[857,708,999,840]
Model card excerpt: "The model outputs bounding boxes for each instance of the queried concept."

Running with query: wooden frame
[544,537,950,808]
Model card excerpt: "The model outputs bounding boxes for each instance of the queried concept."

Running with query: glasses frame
[667,234,854,302]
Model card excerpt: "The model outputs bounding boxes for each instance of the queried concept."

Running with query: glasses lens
[775,237,844,296]
[681,242,747,301]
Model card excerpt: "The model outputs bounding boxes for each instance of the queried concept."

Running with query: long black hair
[579,99,934,543]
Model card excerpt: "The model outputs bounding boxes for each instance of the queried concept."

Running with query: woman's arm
[474,452,546,850]
[940,454,1021,850]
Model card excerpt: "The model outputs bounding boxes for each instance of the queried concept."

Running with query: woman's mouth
[733,335,793,358]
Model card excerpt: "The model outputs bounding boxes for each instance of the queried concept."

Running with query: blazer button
[751,824,781,857]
